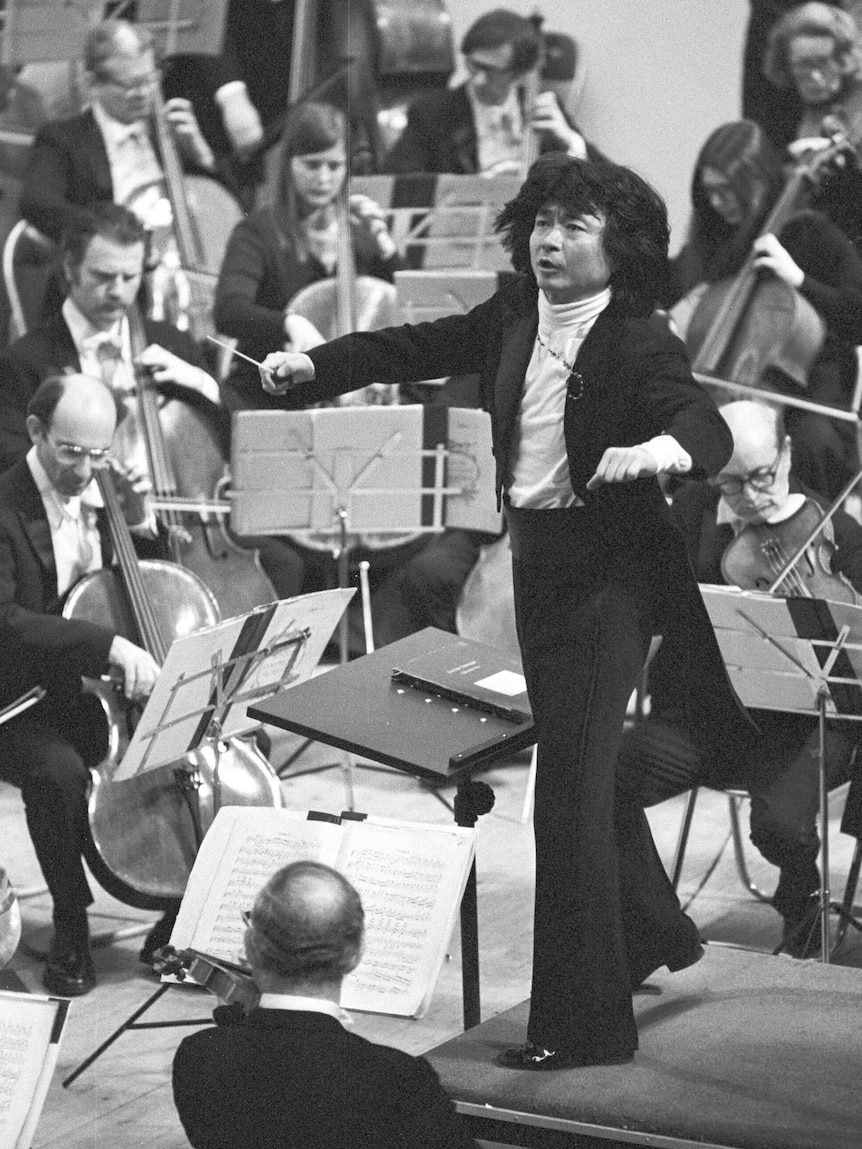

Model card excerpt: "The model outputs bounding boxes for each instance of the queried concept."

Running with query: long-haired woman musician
[214,101,399,412]
[666,118,862,499]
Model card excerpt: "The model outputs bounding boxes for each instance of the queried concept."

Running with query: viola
[720,497,861,604]
[63,466,282,909]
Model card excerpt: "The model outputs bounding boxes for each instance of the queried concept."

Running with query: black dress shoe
[496,1041,635,1071]
[43,937,96,997]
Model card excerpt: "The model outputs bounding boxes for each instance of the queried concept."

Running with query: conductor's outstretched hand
[260,351,316,396]
[586,445,658,490]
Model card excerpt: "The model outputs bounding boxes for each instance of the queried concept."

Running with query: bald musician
[0,373,161,995]
[619,399,862,958]
[172,862,478,1149]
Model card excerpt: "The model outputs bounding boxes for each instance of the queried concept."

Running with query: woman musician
[666,118,862,499]
[214,101,401,413]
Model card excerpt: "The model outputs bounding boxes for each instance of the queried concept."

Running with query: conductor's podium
[426,946,862,1149]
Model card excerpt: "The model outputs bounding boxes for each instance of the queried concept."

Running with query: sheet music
[339,817,474,1016]
[171,809,342,963]
[0,992,67,1149]
[171,807,475,1017]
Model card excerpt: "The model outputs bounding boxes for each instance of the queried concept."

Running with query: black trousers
[508,507,698,1056]
[0,698,101,941]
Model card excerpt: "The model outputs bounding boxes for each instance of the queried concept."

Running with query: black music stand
[701,587,862,960]
[248,626,537,1029]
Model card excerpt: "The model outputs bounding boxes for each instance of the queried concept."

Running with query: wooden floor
[3,719,861,1149]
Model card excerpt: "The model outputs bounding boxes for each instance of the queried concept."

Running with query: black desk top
[249,628,535,781]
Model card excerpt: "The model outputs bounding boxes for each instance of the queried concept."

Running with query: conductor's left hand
[586,446,658,490]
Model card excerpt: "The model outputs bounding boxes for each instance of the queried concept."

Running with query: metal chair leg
[671,788,699,890]
[726,792,772,902]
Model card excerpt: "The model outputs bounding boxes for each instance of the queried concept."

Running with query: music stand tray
[248,627,535,780]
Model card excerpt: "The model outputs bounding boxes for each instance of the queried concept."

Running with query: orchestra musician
[256,154,750,1069]
[665,118,862,500]
[0,373,161,996]
[384,8,596,175]
[172,861,479,1149]
[618,399,862,960]
[761,2,862,245]
[0,204,219,472]
[18,19,217,245]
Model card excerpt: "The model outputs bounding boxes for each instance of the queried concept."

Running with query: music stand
[700,587,862,960]
[231,405,501,665]
[249,626,537,1029]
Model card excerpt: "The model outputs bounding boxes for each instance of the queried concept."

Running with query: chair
[1,218,57,342]
[670,782,862,957]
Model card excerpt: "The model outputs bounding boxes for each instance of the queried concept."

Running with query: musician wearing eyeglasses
[618,398,862,959]
[19,19,215,246]
[0,373,161,996]
[385,9,594,176]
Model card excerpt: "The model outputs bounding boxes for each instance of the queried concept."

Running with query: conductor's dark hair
[245,861,364,983]
[62,202,147,270]
[461,9,542,76]
[495,154,670,314]
[27,371,122,428]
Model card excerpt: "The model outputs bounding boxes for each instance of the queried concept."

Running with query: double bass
[64,465,281,909]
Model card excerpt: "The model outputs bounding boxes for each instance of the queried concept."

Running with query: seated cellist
[665,119,862,501]
[0,373,161,996]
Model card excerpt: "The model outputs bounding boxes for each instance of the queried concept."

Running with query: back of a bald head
[28,372,119,432]
[247,862,364,985]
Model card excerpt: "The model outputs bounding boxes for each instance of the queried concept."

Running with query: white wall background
[444,0,751,252]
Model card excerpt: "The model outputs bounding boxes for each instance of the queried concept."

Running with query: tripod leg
[62,981,173,1087]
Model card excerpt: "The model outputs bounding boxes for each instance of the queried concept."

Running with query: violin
[154,945,260,1016]
[63,465,282,909]
[720,496,861,604]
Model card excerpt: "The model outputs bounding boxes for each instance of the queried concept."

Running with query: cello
[684,134,851,394]
[64,465,281,909]
[126,304,278,621]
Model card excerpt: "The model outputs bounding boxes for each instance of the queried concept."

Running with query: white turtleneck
[507,289,692,508]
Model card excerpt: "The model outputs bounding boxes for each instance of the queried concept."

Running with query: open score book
[170,806,476,1018]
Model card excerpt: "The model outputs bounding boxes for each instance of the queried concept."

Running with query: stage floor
[430,946,862,1149]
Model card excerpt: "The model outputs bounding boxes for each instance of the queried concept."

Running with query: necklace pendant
[566,370,585,401]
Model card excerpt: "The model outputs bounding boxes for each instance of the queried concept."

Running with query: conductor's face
[529,201,613,305]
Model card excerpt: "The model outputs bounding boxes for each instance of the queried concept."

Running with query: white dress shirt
[27,446,102,596]
[256,992,353,1027]
[467,86,524,175]
[92,100,165,222]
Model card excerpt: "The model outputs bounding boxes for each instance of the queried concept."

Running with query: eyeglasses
[44,429,111,467]
[712,449,783,496]
[94,71,157,94]
[465,56,515,79]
